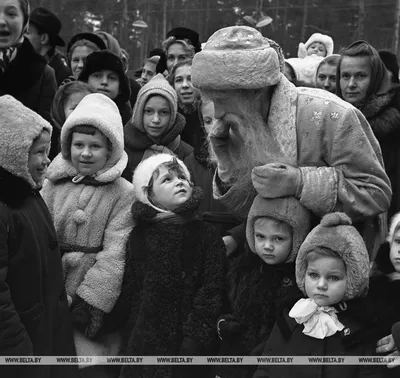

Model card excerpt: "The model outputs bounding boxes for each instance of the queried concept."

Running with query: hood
[47,93,127,183]
[0,95,52,189]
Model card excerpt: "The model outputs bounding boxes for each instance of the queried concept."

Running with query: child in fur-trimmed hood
[107,153,226,378]
[41,93,135,369]
[254,213,387,378]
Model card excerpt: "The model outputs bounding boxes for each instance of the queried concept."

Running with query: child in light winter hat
[41,93,135,369]
[298,32,334,59]
[122,73,193,181]
[109,153,225,378]
[253,213,386,378]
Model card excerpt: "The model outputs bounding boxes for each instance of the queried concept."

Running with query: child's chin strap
[289,298,345,339]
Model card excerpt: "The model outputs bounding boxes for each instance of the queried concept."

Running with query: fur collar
[360,86,400,139]
[124,113,186,151]
[0,167,36,207]
[131,186,203,222]
[0,39,47,94]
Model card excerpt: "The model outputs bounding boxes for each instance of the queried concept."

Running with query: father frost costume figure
[191,26,391,258]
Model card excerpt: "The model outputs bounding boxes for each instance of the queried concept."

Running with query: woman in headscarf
[0,0,57,122]
[337,40,400,219]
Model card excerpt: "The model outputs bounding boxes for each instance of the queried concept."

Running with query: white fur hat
[0,95,52,188]
[61,93,124,173]
[286,55,323,87]
[132,153,191,213]
[298,33,334,59]
[388,212,400,244]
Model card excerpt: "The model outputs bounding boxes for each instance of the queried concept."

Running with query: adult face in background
[337,40,390,107]
[140,60,157,86]
[0,0,25,49]
[316,63,337,94]
[172,64,198,106]
[69,41,97,79]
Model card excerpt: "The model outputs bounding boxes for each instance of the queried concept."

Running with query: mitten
[179,336,205,356]
[217,318,243,341]
[251,163,302,199]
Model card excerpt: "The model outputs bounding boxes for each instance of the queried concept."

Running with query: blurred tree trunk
[393,0,400,54]
[301,0,309,41]
[357,0,365,39]
[163,0,168,40]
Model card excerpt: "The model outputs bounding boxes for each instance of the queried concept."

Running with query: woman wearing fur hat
[215,195,311,378]
[108,154,226,378]
[337,40,400,219]
[78,50,132,125]
[122,73,193,181]
[0,96,78,378]
[41,93,135,372]
[0,0,57,123]
[253,213,387,378]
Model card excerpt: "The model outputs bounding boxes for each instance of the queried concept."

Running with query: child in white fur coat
[41,93,135,365]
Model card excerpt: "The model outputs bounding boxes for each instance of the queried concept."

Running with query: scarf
[289,298,345,339]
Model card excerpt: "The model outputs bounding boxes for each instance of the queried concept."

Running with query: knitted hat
[0,95,52,188]
[61,93,124,175]
[131,73,178,132]
[298,33,334,58]
[246,195,312,262]
[166,27,201,53]
[132,153,191,213]
[192,26,283,90]
[286,55,323,87]
[296,213,370,301]
[387,212,400,244]
[67,32,107,57]
[78,50,131,103]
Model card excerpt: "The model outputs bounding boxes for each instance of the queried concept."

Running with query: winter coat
[359,85,400,220]
[216,246,302,378]
[116,97,133,125]
[122,113,193,181]
[0,171,78,378]
[179,104,206,153]
[253,298,387,378]
[0,38,57,123]
[48,48,72,87]
[214,77,392,260]
[108,187,226,378]
[184,143,240,235]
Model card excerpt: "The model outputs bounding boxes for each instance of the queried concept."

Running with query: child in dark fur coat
[215,195,312,378]
[109,153,226,378]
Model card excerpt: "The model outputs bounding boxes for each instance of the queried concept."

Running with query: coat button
[343,328,351,336]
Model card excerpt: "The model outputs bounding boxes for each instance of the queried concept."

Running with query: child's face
[150,165,193,211]
[305,256,347,306]
[173,65,199,105]
[390,229,400,273]
[316,63,337,94]
[201,101,216,135]
[64,91,90,119]
[254,218,293,265]
[28,131,51,187]
[143,96,171,140]
[307,42,327,57]
[70,131,109,176]
[88,70,120,100]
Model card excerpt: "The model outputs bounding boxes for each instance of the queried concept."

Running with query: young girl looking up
[109,154,226,378]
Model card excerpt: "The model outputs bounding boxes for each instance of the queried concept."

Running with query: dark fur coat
[107,188,226,378]
[361,86,400,218]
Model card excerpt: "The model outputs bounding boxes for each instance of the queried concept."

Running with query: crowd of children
[1,4,400,378]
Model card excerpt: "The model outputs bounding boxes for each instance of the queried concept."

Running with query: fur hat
[78,50,131,103]
[131,73,178,132]
[286,55,323,87]
[296,213,370,301]
[387,212,400,244]
[246,195,312,262]
[0,95,52,188]
[132,153,191,213]
[166,27,201,53]
[298,33,334,58]
[61,93,124,175]
[192,26,283,90]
